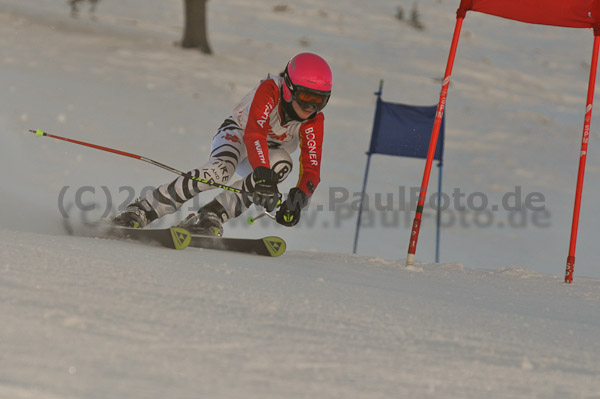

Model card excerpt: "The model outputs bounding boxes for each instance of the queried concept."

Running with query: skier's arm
[242,79,280,169]
[295,113,324,197]
[276,113,324,227]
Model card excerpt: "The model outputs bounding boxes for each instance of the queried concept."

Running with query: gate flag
[405,0,600,283]
[369,100,444,161]
[458,0,600,28]
[354,81,445,262]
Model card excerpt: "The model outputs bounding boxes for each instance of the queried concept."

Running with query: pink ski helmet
[282,52,332,112]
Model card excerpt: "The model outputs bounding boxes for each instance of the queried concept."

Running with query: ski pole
[247,210,276,225]
[246,194,284,225]
[29,129,249,195]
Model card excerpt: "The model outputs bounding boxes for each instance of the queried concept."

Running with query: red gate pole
[565,33,600,283]
[406,15,465,266]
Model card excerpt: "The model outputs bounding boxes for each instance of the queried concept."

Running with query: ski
[65,220,285,256]
[187,234,287,257]
[66,222,191,250]
[106,226,192,249]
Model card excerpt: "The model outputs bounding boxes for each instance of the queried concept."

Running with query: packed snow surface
[1,0,600,397]
[2,229,600,398]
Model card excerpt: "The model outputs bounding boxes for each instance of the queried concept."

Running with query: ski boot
[179,200,227,237]
[111,197,158,228]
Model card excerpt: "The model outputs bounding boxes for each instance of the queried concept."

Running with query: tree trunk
[181,0,212,54]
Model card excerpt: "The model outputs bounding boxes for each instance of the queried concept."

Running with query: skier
[111,52,332,236]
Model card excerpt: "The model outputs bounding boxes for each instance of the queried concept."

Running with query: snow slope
[2,229,600,398]
[2,0,600,277]
[1,0,600,397]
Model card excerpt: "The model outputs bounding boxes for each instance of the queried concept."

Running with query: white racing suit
[142,74,325,222]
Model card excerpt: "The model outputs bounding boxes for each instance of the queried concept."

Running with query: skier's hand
[276,188,308,227]
[251,166,280,212]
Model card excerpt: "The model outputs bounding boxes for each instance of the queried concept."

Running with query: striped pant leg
[212,148,294,220]
[144,118,245,218]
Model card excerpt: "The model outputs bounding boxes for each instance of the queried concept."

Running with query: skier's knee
[269,150,293,183]
[202,159,236,185]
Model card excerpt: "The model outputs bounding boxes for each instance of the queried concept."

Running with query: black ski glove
[251,166,280,212]
[276,187,308,227]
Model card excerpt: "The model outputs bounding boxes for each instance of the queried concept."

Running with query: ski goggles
[292,87,330,112]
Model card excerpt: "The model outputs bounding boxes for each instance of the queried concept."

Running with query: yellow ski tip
[170,227,191,249]
[263,236,286,257]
